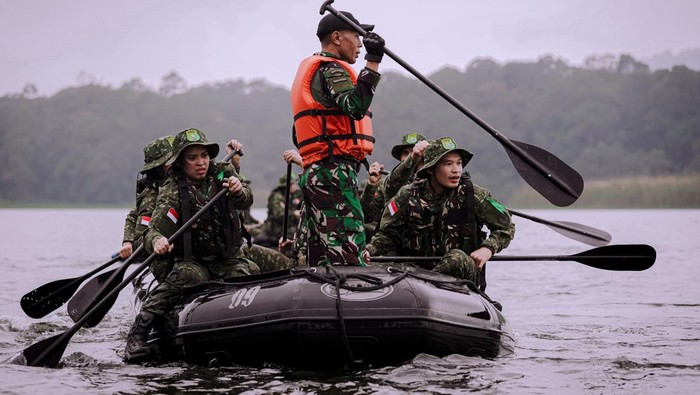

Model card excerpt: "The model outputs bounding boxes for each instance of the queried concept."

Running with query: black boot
[124,311,156,363]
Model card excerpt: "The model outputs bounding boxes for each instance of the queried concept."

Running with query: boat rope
[332,273,356,364]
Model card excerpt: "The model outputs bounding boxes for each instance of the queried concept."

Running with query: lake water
[1,208,698,394]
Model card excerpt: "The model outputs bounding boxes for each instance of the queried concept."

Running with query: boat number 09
[228,286,261,309]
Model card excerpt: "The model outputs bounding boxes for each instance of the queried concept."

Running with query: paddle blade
[550,220,612,247]
[505,140,584,207]
[573,244,656,271]
[67,268,122,327]
[20,278,83,319]
[20,332,69,368]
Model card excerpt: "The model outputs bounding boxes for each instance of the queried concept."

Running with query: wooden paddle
[320,0,583,207]
[18,166,240,368]
[20,253,121,319]
[509,209,612,247]
[371,244,656,271]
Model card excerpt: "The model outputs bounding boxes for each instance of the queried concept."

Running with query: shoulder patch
[388,200,399,216]
[487,197,507,214]
[167,208,179,224]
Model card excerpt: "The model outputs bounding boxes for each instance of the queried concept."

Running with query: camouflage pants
[142,256,260,316]
[433,249,480,284]
[236,243,295,272]
[300,161,366,266]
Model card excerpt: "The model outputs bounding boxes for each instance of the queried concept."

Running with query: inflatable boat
[133,265,514,369]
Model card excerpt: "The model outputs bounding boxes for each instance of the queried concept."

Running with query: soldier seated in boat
[124,128,264,363]
[119,135,174,283]
[361,133,429,239]
[363,137,515,287]
[120,136,174,259]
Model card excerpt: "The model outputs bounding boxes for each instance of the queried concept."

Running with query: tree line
[1,54,698,207]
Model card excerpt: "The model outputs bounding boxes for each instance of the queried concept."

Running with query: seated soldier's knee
[435,249,478,282]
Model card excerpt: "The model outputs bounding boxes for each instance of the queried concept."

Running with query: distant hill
[643,48,700,70]
[1,54,699,207]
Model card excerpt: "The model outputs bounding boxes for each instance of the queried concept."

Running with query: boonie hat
[140,135,175,174]
[416,137,473,178]
[167,128,220,166]
[391,133,427,161]
[317,11,374,40]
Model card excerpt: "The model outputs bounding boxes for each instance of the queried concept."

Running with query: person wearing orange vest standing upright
[290,10,385,266]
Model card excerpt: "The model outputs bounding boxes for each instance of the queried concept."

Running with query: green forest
[1,54,698,208]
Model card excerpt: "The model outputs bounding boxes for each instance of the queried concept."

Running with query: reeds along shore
[508,173,700,208]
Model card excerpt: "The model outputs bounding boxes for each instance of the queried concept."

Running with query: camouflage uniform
[236,243,295,272]
[122,136,174,281]
[361,133,427,226]
[237,174,261,236]
[365,138,515,284]
[255,173,303,247]
[140,129,257,316]
[297,52,381,266]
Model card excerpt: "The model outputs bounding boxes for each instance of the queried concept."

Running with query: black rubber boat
[133,265,514,369]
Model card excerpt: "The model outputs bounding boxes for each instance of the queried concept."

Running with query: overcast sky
[1,0,698,96]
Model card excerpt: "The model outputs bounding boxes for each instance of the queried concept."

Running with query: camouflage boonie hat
[140,135,175,174]
[166,128,220,166]
[391,133,426,161]
[416,137,473,178]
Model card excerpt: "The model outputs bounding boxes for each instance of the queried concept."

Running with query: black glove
[363,32,385,63]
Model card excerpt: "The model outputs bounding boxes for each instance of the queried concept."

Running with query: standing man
[290,10,386,266]
[364,138,515,286]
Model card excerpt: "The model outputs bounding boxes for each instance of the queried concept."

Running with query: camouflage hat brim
[416,148,473,178]
[166,142,220,166]
[390,144,414,161]
[140,153,172,174]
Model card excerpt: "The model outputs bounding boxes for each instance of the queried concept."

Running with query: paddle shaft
[371,255,646,263]
[320,0,578,200]
[369,244,656,271]
[282,162,292,242]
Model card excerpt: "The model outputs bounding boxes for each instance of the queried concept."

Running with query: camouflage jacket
[311,52,380,120]
[262,187,303,238]
[366,177,515,257]
[122,180,162,244]
[144,162,253,261]
[361,154,419,224]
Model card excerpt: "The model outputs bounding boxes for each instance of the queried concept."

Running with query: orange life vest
[290,54,374,168]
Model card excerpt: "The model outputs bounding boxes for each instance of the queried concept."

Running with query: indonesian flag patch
[166,208,179,224]
[388,200,399,216]
[139,216,151,226]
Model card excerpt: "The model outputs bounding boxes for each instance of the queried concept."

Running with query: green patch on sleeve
[487,197,507,214]
[217,170,225,182]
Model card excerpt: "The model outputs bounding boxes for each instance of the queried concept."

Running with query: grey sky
[1,0,698,96]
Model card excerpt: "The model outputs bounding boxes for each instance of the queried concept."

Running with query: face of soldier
[334,30,361,64]
[181,146,210,181]
[400,147,412,161]
[429,152,463,193]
